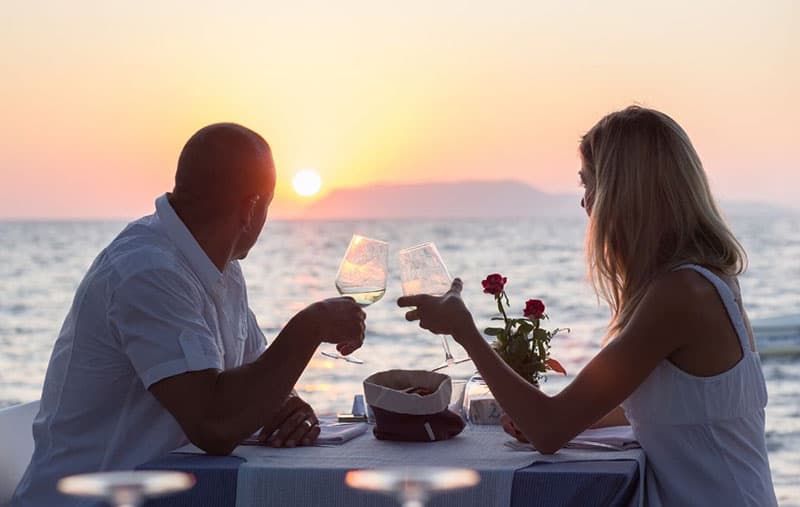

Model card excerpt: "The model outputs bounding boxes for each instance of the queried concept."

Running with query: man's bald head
[173,123,275,220]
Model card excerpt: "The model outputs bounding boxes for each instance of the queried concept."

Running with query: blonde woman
[398,106,777,506]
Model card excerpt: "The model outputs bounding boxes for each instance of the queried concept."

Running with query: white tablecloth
[175,425,645,507]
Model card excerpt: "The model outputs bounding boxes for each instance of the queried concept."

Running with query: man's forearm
[152,297,365,455]
[200,313,319,452]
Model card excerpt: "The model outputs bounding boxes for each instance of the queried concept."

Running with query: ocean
[1,215,798,504]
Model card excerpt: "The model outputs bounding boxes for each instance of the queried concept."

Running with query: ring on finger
[302,419,313,429]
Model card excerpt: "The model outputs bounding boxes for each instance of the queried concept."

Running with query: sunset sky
[1,1,797,219]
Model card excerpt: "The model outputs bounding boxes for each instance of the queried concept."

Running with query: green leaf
[517,322,534,335]
[533,328,548,341]
[484,327,504,336]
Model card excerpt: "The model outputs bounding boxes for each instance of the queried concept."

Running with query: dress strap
[672,264,751,353]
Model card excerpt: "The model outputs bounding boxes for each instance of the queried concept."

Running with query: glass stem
[441,336,455,364]
[111,486,144,507]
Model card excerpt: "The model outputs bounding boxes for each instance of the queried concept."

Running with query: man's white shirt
[12,194,267,506]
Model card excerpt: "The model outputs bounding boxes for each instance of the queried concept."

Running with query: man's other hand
[258,395,320,447]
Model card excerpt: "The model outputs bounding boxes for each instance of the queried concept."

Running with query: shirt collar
[154,193,223,294]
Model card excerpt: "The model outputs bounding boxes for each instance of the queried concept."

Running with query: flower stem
[496,293,509,324]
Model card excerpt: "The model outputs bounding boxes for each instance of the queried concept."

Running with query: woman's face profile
[579,168,594,217]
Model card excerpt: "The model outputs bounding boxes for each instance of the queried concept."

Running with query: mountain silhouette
[296,180,792,220]
[300,180,584,219]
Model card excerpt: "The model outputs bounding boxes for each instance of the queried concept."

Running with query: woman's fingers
[500,414,528,443]
[397,294,432,308]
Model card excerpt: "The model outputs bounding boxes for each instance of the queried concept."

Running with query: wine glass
[57,470,195,507]
[398,242,471,371]
[345,466,479,507]
[321,234,388,364]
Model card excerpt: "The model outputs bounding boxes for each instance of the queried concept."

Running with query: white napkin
[505,425,640,452]
[313,421,369,446]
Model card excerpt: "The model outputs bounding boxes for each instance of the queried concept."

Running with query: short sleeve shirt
[11,194,267,507]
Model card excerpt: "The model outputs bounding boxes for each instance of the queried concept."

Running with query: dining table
[137,423,644,507]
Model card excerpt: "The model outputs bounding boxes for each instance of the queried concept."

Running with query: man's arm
[149,297,365,455]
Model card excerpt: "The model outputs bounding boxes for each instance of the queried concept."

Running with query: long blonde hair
[580,106,747,337]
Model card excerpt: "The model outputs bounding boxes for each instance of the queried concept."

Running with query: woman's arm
[591,406,629,428]
[399,275,691,454]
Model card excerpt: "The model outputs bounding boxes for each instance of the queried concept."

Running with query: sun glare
[292,169,322,197]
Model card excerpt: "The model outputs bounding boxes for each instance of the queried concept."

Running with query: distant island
[300,180,584,220]
[294,180,789,220]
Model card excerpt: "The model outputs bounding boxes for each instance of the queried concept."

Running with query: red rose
[523,299,545,319]
[481,273,507,295]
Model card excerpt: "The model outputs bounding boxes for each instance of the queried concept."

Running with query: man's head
[172,123,276,260]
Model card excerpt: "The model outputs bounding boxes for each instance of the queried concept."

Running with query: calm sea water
[1,215,798,504]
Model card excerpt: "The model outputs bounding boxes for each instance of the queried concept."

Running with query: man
[11,123,366,506]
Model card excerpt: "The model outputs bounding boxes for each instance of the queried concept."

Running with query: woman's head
[579,106,746,335]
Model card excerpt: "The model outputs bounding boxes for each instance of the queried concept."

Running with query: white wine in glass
[336,287,387,307]
[398,242,471,371]
[322,234,389,364]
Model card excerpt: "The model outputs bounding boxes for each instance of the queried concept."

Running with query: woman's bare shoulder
[648,268,720,306]
[648,268,746,374]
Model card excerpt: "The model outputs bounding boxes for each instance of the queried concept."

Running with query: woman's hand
[501,413,529,443]
[397,279,476,342]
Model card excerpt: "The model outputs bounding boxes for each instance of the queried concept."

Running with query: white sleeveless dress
[621,264,778,506]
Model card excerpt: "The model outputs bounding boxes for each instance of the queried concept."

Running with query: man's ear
[241,194,261,232]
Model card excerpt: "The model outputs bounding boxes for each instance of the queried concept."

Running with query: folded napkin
[241,418,368,447]
[314,421,369,445]
[567,425,640,450]
[505,425,640,452]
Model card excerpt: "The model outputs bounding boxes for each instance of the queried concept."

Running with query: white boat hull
[751,315,800,357]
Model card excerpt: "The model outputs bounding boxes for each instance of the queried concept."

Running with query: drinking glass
[321,234,388,364]
[57,470,195,507]
[398,242,471,371]
[346,466,479,507]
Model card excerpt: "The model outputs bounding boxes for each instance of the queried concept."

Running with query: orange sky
[1,1,797,219]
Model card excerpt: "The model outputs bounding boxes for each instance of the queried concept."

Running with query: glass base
[321,350,364,364]
[345,466,480,506]
[430,357,472,372]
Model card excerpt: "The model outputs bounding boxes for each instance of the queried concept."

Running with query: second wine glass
[322,234,389,364]
[398,242,471,371]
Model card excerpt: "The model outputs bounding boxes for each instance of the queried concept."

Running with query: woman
[398,106,777,506]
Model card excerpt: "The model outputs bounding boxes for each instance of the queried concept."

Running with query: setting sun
[292,169,322,197]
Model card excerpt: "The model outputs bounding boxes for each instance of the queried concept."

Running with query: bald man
[11,124,366,507]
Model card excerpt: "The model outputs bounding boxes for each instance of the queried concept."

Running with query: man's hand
[397,279,474,340]
[501,413,529,443]
[301,297,366,356]
[258,395,320,447]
